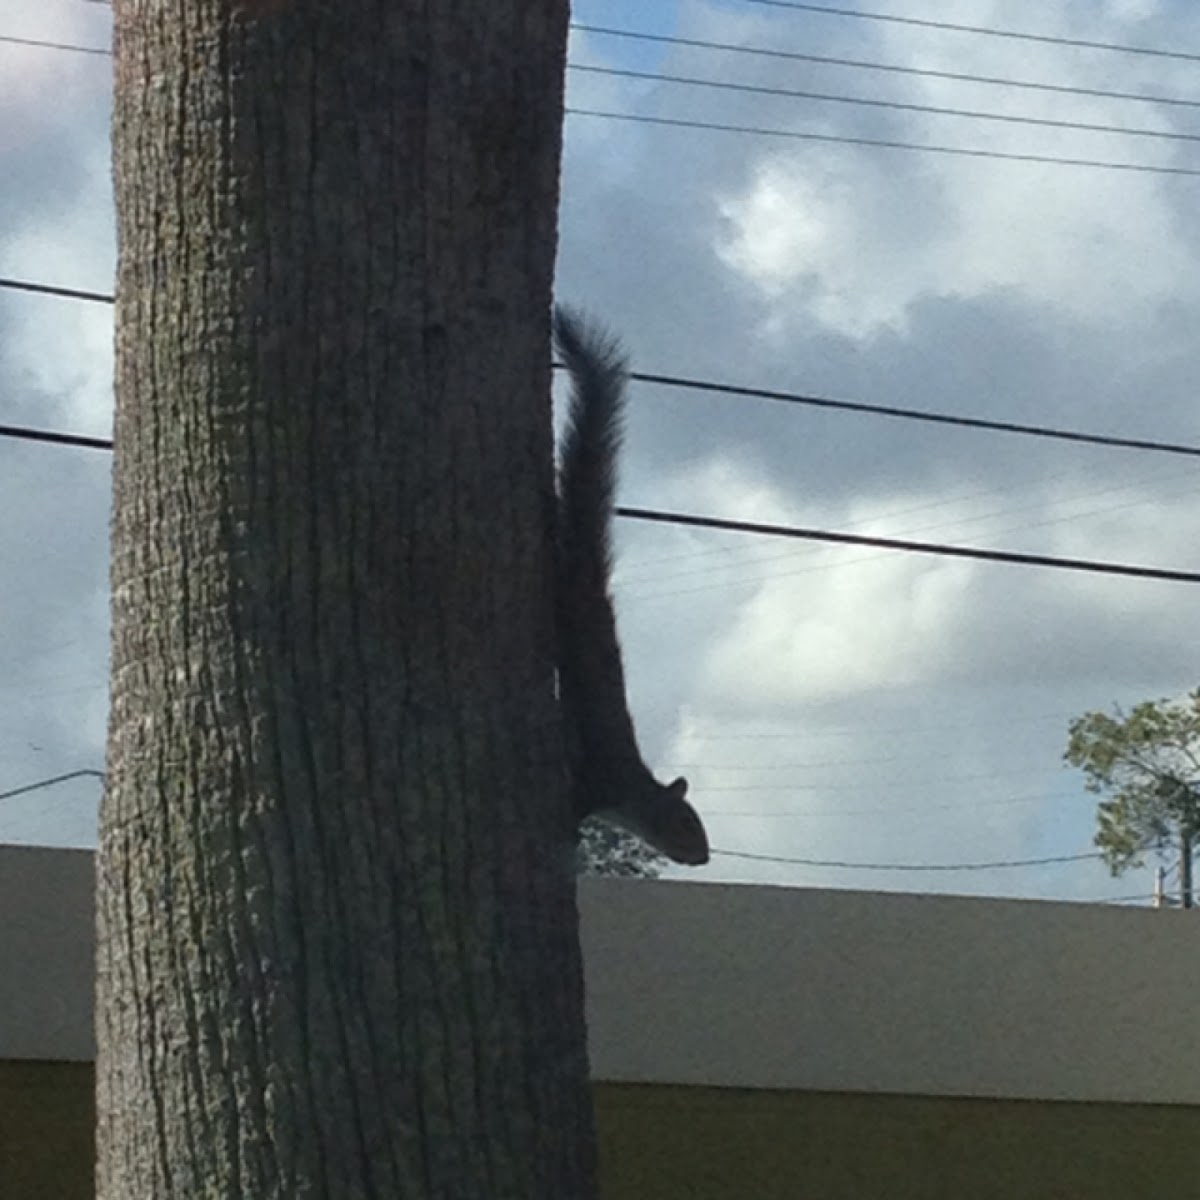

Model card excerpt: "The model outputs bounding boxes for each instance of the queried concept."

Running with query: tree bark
[97,3,591,1197]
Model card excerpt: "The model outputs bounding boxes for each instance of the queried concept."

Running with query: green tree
[1065,691,1200,907]
[97,2,594,1198]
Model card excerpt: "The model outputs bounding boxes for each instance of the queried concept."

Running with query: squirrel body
[554,307,709,867]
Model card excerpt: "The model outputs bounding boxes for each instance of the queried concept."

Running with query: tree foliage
[1065,690,1200,876]
[577,818,665,877]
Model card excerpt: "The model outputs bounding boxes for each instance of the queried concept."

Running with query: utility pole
[1181,829,1194,909]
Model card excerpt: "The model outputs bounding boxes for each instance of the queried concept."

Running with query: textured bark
[97,3,590,1197]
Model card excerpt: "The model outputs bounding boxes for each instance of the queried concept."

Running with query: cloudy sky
[4,0,1200,905]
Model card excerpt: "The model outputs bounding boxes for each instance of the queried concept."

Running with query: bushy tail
[554,306,625,600]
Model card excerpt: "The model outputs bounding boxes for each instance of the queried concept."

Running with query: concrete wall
[580,876,1200,1105]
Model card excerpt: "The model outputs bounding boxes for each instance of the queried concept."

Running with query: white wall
[581,876,1200,1105]
[5,846,1200,1107]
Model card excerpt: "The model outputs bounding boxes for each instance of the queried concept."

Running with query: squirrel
[553,305,710,867]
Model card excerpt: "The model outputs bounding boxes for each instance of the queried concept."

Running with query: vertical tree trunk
[97,3,591,1197]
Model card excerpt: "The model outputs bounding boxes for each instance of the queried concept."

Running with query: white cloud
[711,0,1196,335]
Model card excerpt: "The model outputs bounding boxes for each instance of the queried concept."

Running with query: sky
[4,0,1200,905]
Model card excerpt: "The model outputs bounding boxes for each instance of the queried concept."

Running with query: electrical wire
[621,466,1200,595]
[701,789,1082,820]
[741,0,1200,64]
[0,277,114,304]
[17,15,1200,117]
[618,461,1200,579]
[0,31,107,56]
[710,846,1103,870]
[702,777,1055,795]
[8,280,1200,582]
[10,21,1200,170]
[572,25,1200,113]
[10,277,1199,464]
[624,369,1200,460]
[5,407,1198,583]
[567,108,1200,178]
[0,769,104,804]
[0,422,113,451]
[625,471,1200,602]
[53,0,1200,67]
[0,767,1099,878]
[686,707,1082,741]
[619,506,1200,585]
[571,64,1200,146]
[677,760,1054,782]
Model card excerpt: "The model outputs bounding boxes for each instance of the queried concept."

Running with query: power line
[8,277,1200,583]
[10,386,1200,583]
[690,763,1055,792]
[626,370,1200,461]
[0,769,104,804]
[0,422,113,452]
[675,745,1069,771]
[13,405,1193,582]
[0,31,108,56]
[18,12,1200,166]
[0,764,1099,877]
[627,495,1200,602]
[0,277,114,304]
[3,16,1196,175]
[742,0,1200,65]
[621,457,1200,578]
[702,789,1080,820]
[623,468,1200,599]
[10,277,1197,464]
[13,8,1200,87]
[619,506,1200,585]
[20,15,1200,118]
[54,0,1200,66]
[567,108,1200,178]
[571,63,1200,146]
[572,25,1200,113]
[9,278,1200,581]
[687,707,1079,741]
[710,846,1103,870]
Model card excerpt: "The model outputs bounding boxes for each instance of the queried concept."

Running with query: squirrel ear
[666,776,688,800]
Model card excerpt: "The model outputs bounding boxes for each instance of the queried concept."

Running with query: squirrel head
[655,777,709,867]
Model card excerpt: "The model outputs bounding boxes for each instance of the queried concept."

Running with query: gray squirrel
[554,306,710,866]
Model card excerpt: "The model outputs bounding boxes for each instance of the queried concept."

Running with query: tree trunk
[97,3,591,1198]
